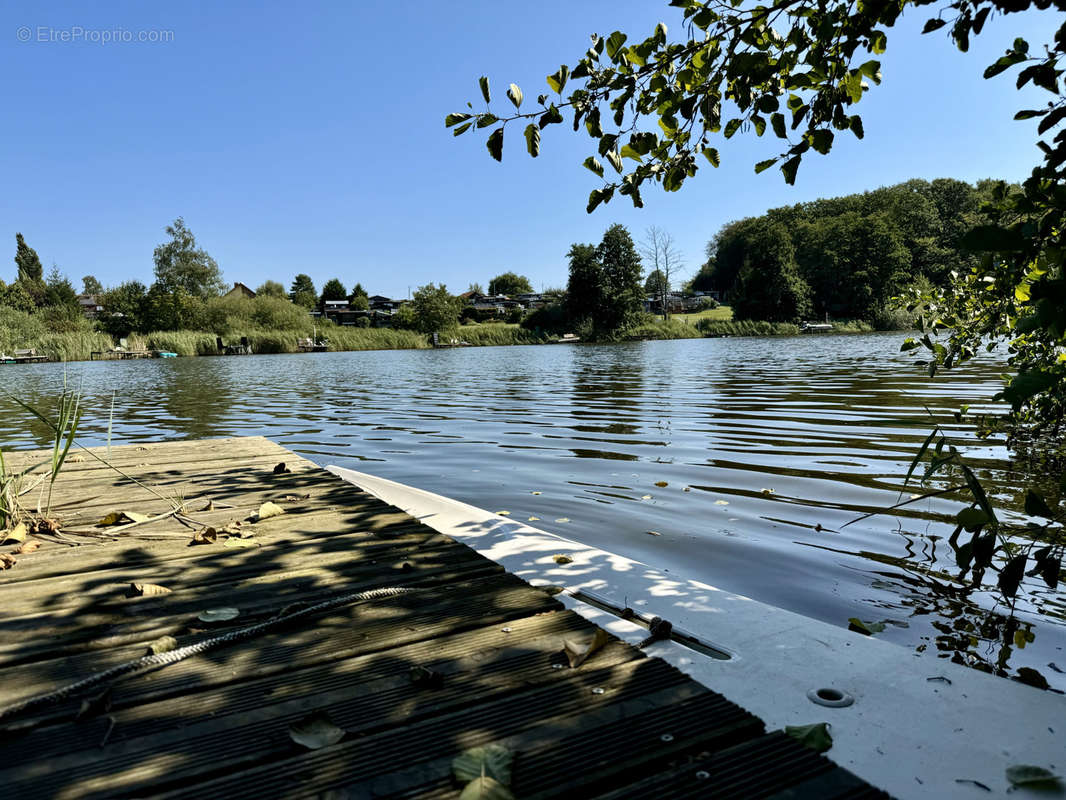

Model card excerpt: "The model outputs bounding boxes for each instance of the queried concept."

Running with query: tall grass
[625,319,706,340]
[0,307,112,361]
[457,324,550,346]
[697,319,802,336]
[145,331,220,356]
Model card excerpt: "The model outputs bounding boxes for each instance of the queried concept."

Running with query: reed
[456,324,549,347]
[696,319,802,336]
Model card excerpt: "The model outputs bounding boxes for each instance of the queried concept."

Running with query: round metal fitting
[501,627,512,633]
[591,687,605,695]
[807,687,854,708]
[660,733,674,743]
[551,663,564,670]
[695,771,710,780]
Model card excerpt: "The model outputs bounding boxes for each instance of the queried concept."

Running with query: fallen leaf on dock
[541,585,565,596]
[784,722,833,753]
[646,530,662,536]
[641,494,653,500]
[552,554,573,565]
[198,607,239,623]
[289,710,346,749]
[528,516,540,521]
[221,521,244,535]
[761,488,775,495]
[564,628,609,668]
[147,635,178,655]
[201,499,215,512]
[76,688,112,720]
[282,493,310,502]
[272,462,292,474]
[16,539,41,554]
[68,453,85,462]
[654,481,668,487]
[531,491,541,495]
[452,743,513,785]
[714,500,729,506]
[459,777,514,800]
[98,511,150,527]
[224,537,260,549]
[554,517,570,523]
[496,510,511,516]
[129,582,172,597]
[847,618,886,635]
[0,553,16,569]
[189,527,218,546]
[1,523,27,545]
[255,502,285,521]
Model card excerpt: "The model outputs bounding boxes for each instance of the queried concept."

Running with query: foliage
[626,318,705,339]
[467,282,485,295]
[99,280,148,336]
[14,233,43,283]
[409,283,462,333]
[459,323,550,346]
[729,218,812,322]
[696,318,800,336]
[565,243,601,324]
[320,278,348,304]
[290,273,317,309]
[81,275,103,296]
[644,269,668,295]
[598,224,645,332]
[255,279,287,298]
[487,271,533,296]
[152,218,225,299]
[0,280,37,313]
[143,284,207,332]
[521,294,570,333]
[44,266,78,312]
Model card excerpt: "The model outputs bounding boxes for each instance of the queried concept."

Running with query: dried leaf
[224,537,260,549]
[221,520,244,535]
[785,722,833,753]
[458,777,515,800]
[256,502,285,521]
[531,490,541,495]
[496,510,511,516]
[641,494,653,500]
[848,618,886,635]
[76,688,112,720]
[409,665,444,689]
[564,628,609,668]
[0,553,16,569]
[272,462,292,474]
[552,554,573,564]
[646,530,662,536]
[190,527,218,546]
[1,523,27,545]
[528,516,540,521]
[129,582,171,597]
[147,635,178,655]
[97,511,150,527]
[541,585,565,596]
[67,453,85,463]
[714,500,729,505]
[452,743,513,785]
[1005,765,1061,789]
[282,493,310,502]
[654,481,668,487]
[201,499,215,512]
[288,710,346,749]
[198,607,239,622]
[554,517,570,523]
[16,539,41,554]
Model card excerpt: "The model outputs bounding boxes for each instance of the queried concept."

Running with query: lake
[3,333,1063,690]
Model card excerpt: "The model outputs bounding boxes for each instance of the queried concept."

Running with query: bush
[626,319,705,340]
[354,316,370,328]
[696,319,801,336]
[871,304,916,331]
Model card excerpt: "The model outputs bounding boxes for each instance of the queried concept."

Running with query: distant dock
[0,437,889,799]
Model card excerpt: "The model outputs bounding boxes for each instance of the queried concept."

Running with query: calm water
[3,334,1064,689]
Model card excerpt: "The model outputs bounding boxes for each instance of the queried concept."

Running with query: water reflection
[0,334,1062,690]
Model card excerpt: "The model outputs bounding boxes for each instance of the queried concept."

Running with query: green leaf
[960,225,1026,252]
[848,618,886,635]
[849,115,864,139]
[445,113,472,128]
[197,607,240,623]
[605,31,628,60]
[973,532,997,569]
[780,155,801,185]
[487,128,504,162]
[859,60,882,84]
[524,123,541,158]
[476,114,499,128]
[784,722,833,753]
[547,65,569,94]
[703,147,720,167]
[923,18,947,33]
[1005,765,1061,789]
[809,129,834,154]
[870,30,887,54]
[771,113,787,139]
[723,119,742,139]
[453,744,513,785]
[998,554,1027,598]
[507,83,523,109]
[1014,109,1046,120]
[606,148,623,173]
[479,76,491,104]
[754,158,777,174]
[1024,490,1054,519]
[620,144,643,162]
[583,156,604,178]
[453,122,472,137]
[458,777,515,800]
[960,464,996,524]
[956,507,989,532]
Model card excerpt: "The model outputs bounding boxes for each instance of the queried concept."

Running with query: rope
[0,585,418,722]
[638,615,673,649]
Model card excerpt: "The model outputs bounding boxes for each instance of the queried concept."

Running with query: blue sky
[0,1,1059,298]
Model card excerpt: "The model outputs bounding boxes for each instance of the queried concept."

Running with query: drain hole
[807,687,854,708]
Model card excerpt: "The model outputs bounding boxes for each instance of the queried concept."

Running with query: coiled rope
[0,585,419,722]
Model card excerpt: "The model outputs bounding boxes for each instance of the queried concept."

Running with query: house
[368,295,401,312]
[514,292,545,309]
[77,294,103,319]
[223,282,256,300]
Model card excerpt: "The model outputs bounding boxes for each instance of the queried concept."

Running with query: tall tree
[100,280,148,335]
[255,280,287,298]
[409,283,462,333]
[44,265,79,311]
[466,282,485,295]
[153,218,225,299]
[730,219,811,323]
[14,233,43,283]
[290,274,317,309]
[320,278,348,303]
[82,275,103,297]
[640,226,682,320]
[565,243,601,325]
[488,272,533,296]
[596,224,644,333]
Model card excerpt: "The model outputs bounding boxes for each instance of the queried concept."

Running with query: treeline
[689,178,1000,323]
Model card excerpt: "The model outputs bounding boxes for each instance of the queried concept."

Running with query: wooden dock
[0,437,890,799]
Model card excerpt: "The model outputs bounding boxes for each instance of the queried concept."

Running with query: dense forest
[689,178,1000,324]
